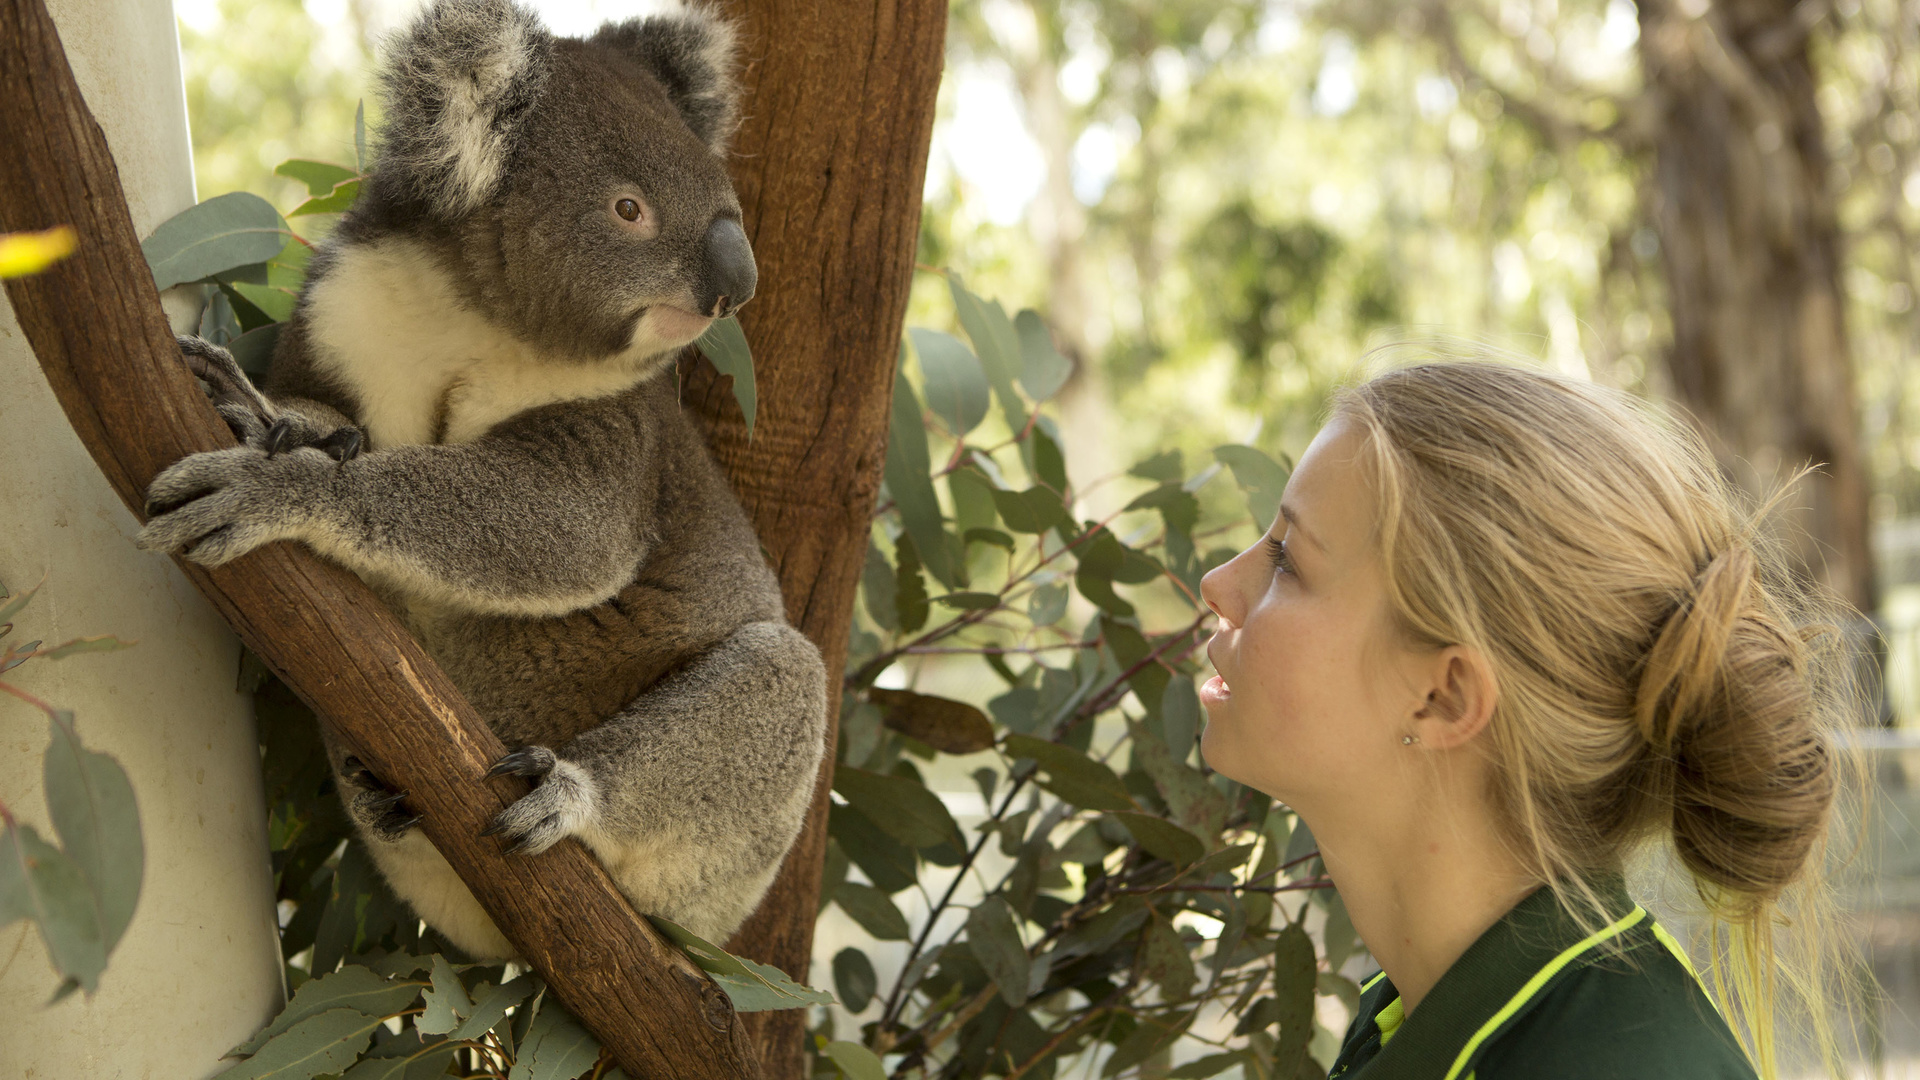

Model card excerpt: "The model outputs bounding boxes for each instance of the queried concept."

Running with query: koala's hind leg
[485,621,827,944]
[177,335,363,461]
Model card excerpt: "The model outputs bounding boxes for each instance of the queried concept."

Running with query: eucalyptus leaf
[1108,811,1206,867]
[948,274,1027,434]
[827,803,917,893]
[834,881,910,941]
[831,947,878,1013]
[213,1008,384,1080]
[417,953,474,1035]
[990,486,1069,535]
[966,896,1031,1007]
[1213,444,1291,532]
[862,543,897,631]
[867,688,995,754]
[449,974,534,1041]
[885,352,955,587]
[648,916,834,1010]
[1272,921,1318,1076]
[832,766,964,849]
[231,964,425,1057]
[35,635,136,661]
[289,179,362,217]
[910,328,989,437]
[823,1040,888,1080]
[505,1000,599,1080]
[695,316,756,435]
[0,577,41,624]
[143,192,290,291]
[1,823,105,996]
[1014,308,1072,402]
[274,159,358,197]
[1001,734,1134,813]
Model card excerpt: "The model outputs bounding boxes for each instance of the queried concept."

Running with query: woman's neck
[1307,789,1537,1015]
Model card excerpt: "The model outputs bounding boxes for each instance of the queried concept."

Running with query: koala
[139,0,827,962]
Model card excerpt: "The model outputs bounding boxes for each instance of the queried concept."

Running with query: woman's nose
[1200,559,1240,629]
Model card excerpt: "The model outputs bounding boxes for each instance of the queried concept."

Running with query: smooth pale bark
[1639,0,1875,611]
[687,1,948,1076]
[0,0,760,1075]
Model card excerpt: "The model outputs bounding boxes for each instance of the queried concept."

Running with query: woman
[1199,362,1859,1080]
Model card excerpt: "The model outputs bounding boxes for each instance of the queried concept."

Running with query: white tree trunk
[0,1,284,1076]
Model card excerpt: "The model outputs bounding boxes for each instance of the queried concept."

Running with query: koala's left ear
[591,4,743,154]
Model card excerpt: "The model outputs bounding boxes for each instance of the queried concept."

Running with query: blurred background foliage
[172,0,1920,1074]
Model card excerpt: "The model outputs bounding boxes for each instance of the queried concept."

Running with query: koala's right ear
[590,5,743,155]
[376,0,554,218]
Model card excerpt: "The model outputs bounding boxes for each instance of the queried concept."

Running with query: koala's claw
[484,748,595,857]
[486,746,557,780]
[264,417,296,457]
[312,425,364,464]
[343,756,420,841]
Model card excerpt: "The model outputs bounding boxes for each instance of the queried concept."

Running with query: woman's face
[1198,416,1424,808]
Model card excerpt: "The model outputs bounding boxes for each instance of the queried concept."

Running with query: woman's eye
[1266,536,1293,574]
[615,198,642,222]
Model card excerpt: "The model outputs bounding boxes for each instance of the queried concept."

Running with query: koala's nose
[701,218,756,319]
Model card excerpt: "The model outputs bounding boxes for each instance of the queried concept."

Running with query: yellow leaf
[0,226,77,279]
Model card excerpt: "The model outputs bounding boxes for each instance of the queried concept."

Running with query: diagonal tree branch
[0,0,758,1075]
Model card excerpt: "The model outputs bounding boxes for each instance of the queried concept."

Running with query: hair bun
[1634,543,1831,898]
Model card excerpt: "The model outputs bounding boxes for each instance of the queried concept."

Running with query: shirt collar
[1354,877,1645,1080]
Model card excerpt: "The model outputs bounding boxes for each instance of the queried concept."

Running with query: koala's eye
[616,199,642,222]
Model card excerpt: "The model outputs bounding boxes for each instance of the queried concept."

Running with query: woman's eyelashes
[1265,535,1294,575]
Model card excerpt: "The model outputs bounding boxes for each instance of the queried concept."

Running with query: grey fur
[139,0,823,959]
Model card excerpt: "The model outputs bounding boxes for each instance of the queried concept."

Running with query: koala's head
[367,0,754,363]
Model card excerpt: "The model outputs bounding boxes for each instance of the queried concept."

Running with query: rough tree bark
[687,2,948,1076]
[1638,0,1876,612]
[0,0,762,1075]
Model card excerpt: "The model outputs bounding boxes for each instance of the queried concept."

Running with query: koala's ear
[590,5,742,154]
[376,0,554,217]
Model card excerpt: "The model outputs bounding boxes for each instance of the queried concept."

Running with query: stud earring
[1401,734,1419,746]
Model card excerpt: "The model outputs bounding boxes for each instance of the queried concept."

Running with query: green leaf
[231,965,425,1058]
[963,527,1015,553]
[416,953,474,1035]
[228,322,282,377]
[1161,678,1201,761]
[275,159,359,197]
[885,350,957,587]
[949,465,1000,534]
[823,1040,888,1080]
[214,1008,384,1080]
[354,101,367,172]
[862,543,897,631]
[41,711,141,953]
[36,635,136,660]
[1272,921,1318,1075]
[1013,309,1071,402]
[1126,717,1229,841]
[828,803,917,893]
[1103,1009,1193,1076]
[340,1031,457,1080]
[289,179,362,217]
[1027,582,1068,626]
[648,917,834,1011]
[934,590,1000,610]
[1213,445,1291,533]
[505,999,599,1080]
[1001,734,1134,813]
[1030,422,1069,492]
[0,577,40,624]
[1107,811,1206,867]
[1129,450,1184,483]
[1177,843,1256,886]
[1,822,105,996]
[1140,916,1196,1001]
[892,534,930,633]
[143,192,291,291]
[832,766,963,849]
[834,880,910,941]
[831,947,878,1013]
[966,896,1031,1007]
[450,975,535,1041]
[695,316,757,436]
[990,486,1069,535]
[867,688,995,754]
[948,273,1028,434]
[910,328,990,437]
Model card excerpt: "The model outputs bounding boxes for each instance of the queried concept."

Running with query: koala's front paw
[343,755,421,842]
[138,445,329,566]
[483,746,599,856]
[178,335,364,463]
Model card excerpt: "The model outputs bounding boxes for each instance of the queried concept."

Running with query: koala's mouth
[643,304,714,345]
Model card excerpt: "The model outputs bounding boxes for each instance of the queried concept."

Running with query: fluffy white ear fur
[377,0,553,217]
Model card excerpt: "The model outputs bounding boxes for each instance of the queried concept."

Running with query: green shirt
[1327,882,1757,1080]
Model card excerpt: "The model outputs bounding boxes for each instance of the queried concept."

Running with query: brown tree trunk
[0,0,765,1075]
[1639,0,1876,612]
[687,2,947,1076]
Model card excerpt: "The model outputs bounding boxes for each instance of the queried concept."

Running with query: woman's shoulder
[1470,937,1757,1080]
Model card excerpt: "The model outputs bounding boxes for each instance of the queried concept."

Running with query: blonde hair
[1333,359,1866,1078]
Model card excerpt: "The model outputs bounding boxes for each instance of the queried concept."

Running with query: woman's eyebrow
[1280,503,1324,552]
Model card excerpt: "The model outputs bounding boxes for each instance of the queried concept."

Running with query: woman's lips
[1200,674,1231,704]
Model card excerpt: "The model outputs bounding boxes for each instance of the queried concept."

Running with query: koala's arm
[140,398,655,617]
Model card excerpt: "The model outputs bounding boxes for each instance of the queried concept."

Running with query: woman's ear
[1409,645,1498,749]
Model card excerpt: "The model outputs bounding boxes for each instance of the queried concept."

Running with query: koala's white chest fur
[303,239,664,448]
